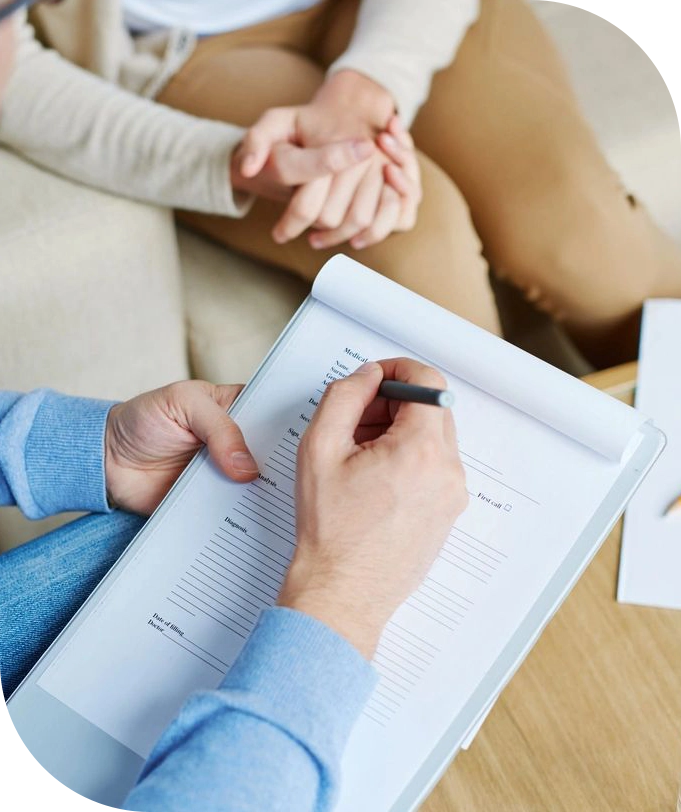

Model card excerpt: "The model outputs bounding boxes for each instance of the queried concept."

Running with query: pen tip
[438,391,455,409]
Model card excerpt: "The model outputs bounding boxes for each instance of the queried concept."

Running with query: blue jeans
[0,511,145,699]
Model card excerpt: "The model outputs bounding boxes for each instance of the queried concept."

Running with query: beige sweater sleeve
[0,15,252,217]
[329,0,479,126]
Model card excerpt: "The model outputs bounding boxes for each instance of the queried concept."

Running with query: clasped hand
[231,70,423,250]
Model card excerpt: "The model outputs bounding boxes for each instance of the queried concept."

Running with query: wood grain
[422,363,681,811]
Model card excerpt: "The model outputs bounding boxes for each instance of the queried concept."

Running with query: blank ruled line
[275,446,297,462]
[371,689,401,709]
[374,650,424,681]
[408,594,461,627]
[175,584,252,635]
[254,480,295,506]
[167,597,195,616]
[219,529,291,567]
[194,558,268,607]
[235,503,295,537]
[242,491,295,523]
[362,709,388,727]
[443,543,496,573]
[440,550,491,578]
[232,509,294,547]
[162,634,224,674]
[199,553,275,602]
[263,462,295,483]
[208,539,285,582]
[424,577,474,605]
[379,637,432,667]
[448,535,503,564]
[458,449,503,475]
[204,544,280,594]
[415,588,467,620]
[170,591,247,639]
[451,528,508,559]
[419,584,469,616]
[438,553,488,583]
[373,661,418,690]
[269,451,296,474]
[246,487,295,520]
[281,437,299,452]
[373,660,418,689]
[461,460,541,506]
[387,621,440,653]
[374,679,409,702]
[176,636,230,669]
[406,600,459,631]
[184,574,259,621]
[363,701,392,721]
[367,694,399,715]
[274,445,298,463]
[240,495,295,530]
[189,565,263,614]
[219,532,291,573]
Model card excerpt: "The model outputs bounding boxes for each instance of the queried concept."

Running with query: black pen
[378,380,454,408]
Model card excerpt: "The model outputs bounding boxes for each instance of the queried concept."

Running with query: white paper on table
[618,299,681,608]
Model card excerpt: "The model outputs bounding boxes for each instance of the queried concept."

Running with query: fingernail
[231,451,259,474]
[351,238,366,249]
[354,361,380,375]
[382,134,397,150]
[309,235,323,249]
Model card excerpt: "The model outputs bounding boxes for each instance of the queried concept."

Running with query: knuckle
[420,365,447,389]
[300,428,327,461]
[324,150,346,174]
[349,210,372,231]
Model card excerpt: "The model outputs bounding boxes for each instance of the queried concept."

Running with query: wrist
[278,563,388,660]
[316,69,395,132]
[104,403,123,510]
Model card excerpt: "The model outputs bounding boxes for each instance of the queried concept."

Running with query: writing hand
[278,359,468,659]
[105,381,258,515]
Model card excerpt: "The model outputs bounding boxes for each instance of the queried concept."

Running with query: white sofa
[0,2,679,549]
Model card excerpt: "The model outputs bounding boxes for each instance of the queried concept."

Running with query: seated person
[0,13,469,807]
[0,367,467,811]
[4,0,680,368]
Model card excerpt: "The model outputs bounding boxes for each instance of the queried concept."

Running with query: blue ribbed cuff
[221,607,377,763]
[24,391,115,517]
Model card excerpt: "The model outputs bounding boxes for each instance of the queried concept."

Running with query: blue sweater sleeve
[0,390,113,519]
[124,607,377,812]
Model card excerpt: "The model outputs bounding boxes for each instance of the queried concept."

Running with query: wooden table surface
[423,362,681,812]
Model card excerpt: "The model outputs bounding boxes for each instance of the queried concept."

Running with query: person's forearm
[0,390,113,519]
[124,608,376,812]
[0,15,251,218]
[329,0,479,126]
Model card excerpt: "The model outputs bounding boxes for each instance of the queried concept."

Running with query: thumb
[184,386,259,483]
[306,362,384,461]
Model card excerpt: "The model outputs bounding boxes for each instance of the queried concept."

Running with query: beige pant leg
[320,0,681,365]
[157,9,501,335]
[407,0,681,365]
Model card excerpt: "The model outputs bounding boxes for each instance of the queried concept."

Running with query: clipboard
[6,257,665,810]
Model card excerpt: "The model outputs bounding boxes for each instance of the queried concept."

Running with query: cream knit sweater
[0,1,477,217]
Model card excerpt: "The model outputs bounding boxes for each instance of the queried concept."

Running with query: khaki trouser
[158,0,681,366]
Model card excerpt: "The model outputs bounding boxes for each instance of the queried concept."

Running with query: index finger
[273,139,374,186]
[375,357,450,439]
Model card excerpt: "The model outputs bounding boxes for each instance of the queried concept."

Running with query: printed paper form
[618,299,680,608]
[37,259,645,811]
